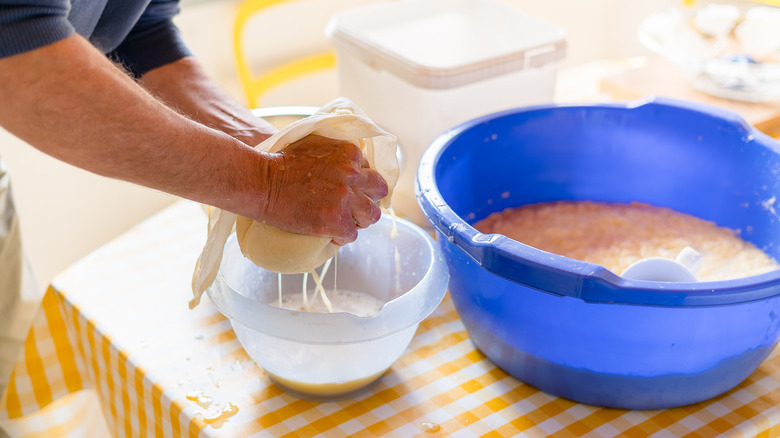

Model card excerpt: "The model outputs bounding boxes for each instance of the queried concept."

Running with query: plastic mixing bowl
[205,214,448,400]
[416,97,780,409]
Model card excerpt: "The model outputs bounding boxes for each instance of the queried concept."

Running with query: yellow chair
[233,0,336,108]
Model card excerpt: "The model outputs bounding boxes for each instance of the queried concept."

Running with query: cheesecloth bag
[190,98,399,309]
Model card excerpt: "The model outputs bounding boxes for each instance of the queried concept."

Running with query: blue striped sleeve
[0,1,75,59]
[108,0,192,78]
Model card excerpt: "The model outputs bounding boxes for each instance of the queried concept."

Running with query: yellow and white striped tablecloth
[2,200,780,437]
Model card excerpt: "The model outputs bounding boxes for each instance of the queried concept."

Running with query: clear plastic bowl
[416,97,780,409]
[205,214,448,400]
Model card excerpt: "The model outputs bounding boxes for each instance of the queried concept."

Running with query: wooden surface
[599,57,780,138]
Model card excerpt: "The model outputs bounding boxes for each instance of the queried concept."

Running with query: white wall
[0,134,177,288]
[0,0,675,289]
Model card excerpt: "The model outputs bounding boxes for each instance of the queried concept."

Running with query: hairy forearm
[138,56,277,147]
[0,35,389,243]
[0,35,269,220]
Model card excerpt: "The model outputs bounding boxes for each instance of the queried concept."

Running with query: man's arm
[0,35,384,243]
[0,35,267,218]
[138,56,277,148]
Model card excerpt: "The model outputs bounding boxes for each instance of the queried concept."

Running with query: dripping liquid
[272,208,401,316]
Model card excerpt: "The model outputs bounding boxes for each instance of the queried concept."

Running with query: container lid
[325,0,567,89]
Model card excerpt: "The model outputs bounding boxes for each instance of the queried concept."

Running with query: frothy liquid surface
[475,201,779,281]
[272,289,385,317]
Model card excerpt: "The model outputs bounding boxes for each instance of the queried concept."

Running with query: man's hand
[259,135,388,246]
[140,59,390,243]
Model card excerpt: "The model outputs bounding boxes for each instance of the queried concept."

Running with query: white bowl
[205,214,449,400]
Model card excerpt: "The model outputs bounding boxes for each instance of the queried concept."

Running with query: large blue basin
[416,97,780,409]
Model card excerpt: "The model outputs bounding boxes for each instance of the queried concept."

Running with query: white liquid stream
[271,210,401,317]
[275,289,385,317]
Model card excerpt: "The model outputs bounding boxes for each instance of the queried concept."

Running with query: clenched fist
[258,135,388,245]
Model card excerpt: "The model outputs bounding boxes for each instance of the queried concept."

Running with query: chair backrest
[233,0,336,108]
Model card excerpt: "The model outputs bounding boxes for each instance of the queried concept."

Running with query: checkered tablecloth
[2,200,780,438]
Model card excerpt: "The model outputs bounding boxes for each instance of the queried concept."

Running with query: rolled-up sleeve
[0,1,75,59]
[108,0,191,78]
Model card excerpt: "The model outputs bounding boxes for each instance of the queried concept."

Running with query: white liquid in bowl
[272,289,385,317]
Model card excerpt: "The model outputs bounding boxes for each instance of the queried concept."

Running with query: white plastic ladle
[620,246,703,282]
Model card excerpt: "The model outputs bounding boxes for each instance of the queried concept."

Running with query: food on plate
[692,3,740,37]
[734,6,780,61]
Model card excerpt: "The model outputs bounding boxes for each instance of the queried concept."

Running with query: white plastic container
[326,0,567,224]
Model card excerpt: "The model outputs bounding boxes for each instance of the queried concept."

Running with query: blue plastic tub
[416,97,780,409]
